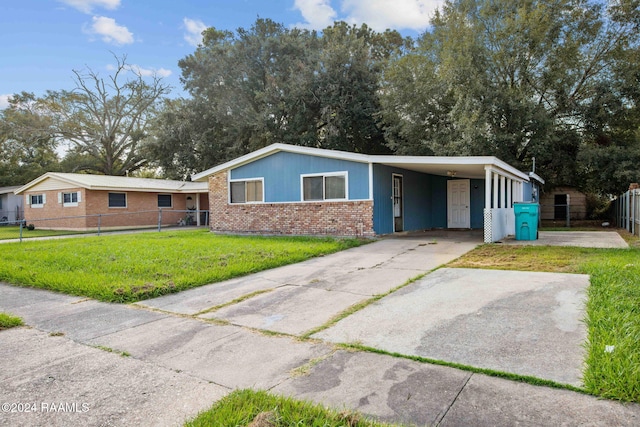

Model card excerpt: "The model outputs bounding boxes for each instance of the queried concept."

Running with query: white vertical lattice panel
[484,209,492,243]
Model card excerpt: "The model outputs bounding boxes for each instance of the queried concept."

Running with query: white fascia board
[373,155,530,181]
[528,172,545,185]
[191,143,372,182]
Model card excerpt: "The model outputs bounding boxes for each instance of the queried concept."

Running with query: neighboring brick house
[15,173,209,230]
[192,143,543,242]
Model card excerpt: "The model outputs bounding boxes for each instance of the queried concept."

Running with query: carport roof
[192,143,532,182]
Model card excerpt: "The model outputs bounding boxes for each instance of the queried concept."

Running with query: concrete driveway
[138,231,481,336]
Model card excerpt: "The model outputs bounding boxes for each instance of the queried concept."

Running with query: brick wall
[23,189,193,230]
[208,171,375,237]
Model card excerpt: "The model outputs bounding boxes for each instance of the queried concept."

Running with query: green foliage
[149,19,410,176]
[381,0,640,192]
[0,92,60,186]
[0,230,363,303]
[185,389,396,427]
[0,312,23,329]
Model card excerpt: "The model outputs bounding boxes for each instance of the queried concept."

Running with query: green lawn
[0,313,23,329]
[449,241,640,402]
[185,389,399,427]
[0,229,363,303]
[0,226,84,240]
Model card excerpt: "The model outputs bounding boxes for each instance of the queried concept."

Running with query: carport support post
[158,209,163,232]
[493,173,499,209]
[485,167,492,210]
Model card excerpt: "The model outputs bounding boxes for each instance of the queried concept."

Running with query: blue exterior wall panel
[373,165,486,234]
[373,165,441,234]
[469,179,486,229]
[230,151,370,202]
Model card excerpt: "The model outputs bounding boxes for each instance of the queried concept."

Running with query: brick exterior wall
[209,171,375,237]
[23,189,204,230]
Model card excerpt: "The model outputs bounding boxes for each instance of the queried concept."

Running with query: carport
[372,155,541,242]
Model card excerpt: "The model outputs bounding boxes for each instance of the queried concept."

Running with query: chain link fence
[0,209,210,242]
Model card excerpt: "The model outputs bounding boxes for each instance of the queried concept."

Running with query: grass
[449,236,640,402]
[0,312,23,329]
[184,389,401,427]
[0,226,84,240]
[0,229,364,303]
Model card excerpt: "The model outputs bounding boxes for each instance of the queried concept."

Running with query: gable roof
[15,173,208,195]
[191,143,533,182]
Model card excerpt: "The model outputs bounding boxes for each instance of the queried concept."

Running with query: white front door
[447,179,470,228]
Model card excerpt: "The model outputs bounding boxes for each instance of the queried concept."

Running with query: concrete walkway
[1,232,639,426]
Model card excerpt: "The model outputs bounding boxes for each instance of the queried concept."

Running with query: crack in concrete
[435,372,473,426]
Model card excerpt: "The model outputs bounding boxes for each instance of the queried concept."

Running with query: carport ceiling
[378,161,486,179]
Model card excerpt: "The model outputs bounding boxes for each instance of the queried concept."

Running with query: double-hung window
[230,179,263,203]
[302,173,347,201]
[62,191,80,207]
[29,194,45,207]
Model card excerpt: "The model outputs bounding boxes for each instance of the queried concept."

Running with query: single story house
[192,143,544,242]
[14,173,209,230]
[539,186,587,221]
[0,186,23,225]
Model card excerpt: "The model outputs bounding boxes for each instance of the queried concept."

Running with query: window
[62,191,80,207]
[30,194,45,207]
[230,179,263,203]
[158,194,172,208]
[302,173,347,201]
[108,192,127,208]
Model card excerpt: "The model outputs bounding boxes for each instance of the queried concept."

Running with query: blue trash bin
[513,202,539,240]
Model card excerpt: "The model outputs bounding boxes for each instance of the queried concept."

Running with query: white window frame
[300,172,348,201]
[29,194,45,208]
[60,191,80,207]
[229,178,265,204]
[108,192,127,208]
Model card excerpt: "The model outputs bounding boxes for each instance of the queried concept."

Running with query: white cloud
[293,0,337,30]
[183,18,207,47]
[86,16,134,45]
[0,94,13,110]
[58,0,120,14]
[341,0,441,32]
[130,65,172,78]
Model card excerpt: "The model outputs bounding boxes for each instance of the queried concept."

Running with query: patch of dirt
[248,411,275,427]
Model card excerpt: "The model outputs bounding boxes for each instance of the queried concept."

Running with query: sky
[0,0,444,109]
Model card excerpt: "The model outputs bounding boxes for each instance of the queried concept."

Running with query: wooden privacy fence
[615,185,640,236]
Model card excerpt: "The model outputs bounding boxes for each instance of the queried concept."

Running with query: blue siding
[522,181,541,202]
[373,165,485,234]
[230,151,370,202]
[469,179,485,229]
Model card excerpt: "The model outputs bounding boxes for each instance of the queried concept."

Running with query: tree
[0,92,60,186]
[382,0,640,192]
[45,55,171,176]
[149,18,410,176]
[146,97,231,180]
